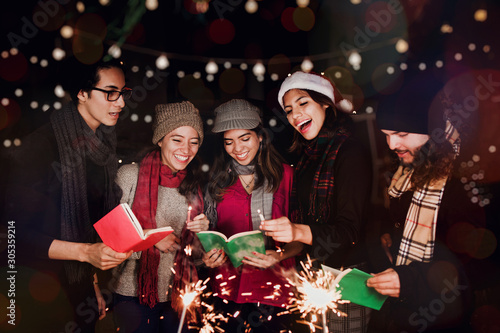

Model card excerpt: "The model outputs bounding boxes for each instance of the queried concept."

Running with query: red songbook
[93,203,174,253]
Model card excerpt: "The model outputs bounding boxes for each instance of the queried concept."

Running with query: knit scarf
[50,103,119,284]
[290,124,350,225]
[390,120,460,266]
[133,150,187,308]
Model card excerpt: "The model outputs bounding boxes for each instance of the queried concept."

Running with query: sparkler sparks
[284,256,347,332]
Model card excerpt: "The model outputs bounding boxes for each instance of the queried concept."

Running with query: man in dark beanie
[366,72,486,332]
[4,58,133,332]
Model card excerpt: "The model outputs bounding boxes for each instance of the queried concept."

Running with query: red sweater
[210,163,296,307]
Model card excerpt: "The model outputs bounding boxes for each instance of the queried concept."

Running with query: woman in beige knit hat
[112,101,209,333]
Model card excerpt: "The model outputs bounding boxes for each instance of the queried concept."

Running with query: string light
[108,44,122,58]
[301,57,314,72]
[395,39,408,53]
[348,51,362,70]
[156,54,169,70]
[60,25,73,39]
[297,0,310,8]
[245,0,258,14]
[52,47,65,61]
[474,9,487,22]
[252,61,266,77]
[205,60,218,74]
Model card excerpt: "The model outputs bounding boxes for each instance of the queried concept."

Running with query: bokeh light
[60,25,74,39]
[267,54,291,80]
[29,272,61,302]
[73,13,107,64]
[474,9,488,22]
[281,7,299,32]
[209,19,235,45]
[293,7,315,31]
[219,68,245,94]
[0,51,28,82]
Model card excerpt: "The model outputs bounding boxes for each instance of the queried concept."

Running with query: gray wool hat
[212,99,262,133]
[152,101,204,145]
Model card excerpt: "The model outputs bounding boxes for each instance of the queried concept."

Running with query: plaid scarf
[290,124,350,224]
[390,120,460,265]
[133,150,187,308]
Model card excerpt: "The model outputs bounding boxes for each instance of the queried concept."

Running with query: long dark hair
[207,125,286,202]
[288,89,354,154]
[397,139,456,190]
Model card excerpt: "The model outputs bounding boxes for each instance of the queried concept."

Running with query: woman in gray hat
[111,101,210,333]
[202,99,303,332]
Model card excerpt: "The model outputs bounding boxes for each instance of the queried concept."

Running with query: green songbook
[197,230,266,268]
[322,265,388,310]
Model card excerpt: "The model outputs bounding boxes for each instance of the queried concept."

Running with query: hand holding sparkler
[260,216,312,244]
[187,213,210,233]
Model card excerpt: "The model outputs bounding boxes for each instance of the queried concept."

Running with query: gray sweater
[112,163,189,302]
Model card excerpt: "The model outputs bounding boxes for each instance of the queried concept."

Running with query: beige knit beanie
[152,101,204,145]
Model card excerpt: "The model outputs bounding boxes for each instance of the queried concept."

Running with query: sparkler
[187,205,192,222]
[285,255,347,333]
[257,209,265,222]
[175,278,210,333]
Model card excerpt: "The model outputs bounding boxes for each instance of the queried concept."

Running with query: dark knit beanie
[376,72,445,135]
[152,101,204,145]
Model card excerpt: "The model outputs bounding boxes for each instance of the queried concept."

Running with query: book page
[122,203,145,239]
[225,231,265,268]
[226,229,263,242]
[197,231,228,252]
[144,226,174,238]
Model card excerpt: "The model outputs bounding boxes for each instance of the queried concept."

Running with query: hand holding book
[322,265,388,310]
[197,230,266,268]
[93,203,174,253]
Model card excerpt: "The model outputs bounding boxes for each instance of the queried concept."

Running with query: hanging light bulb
[297,0,310,8]
[108,44,121,58]
[145,0,158,11]
[60,25,73,39]
[300,57,314,72]
[395,39,408,53]
[205,60,218,74]
[156,54,169,70]
[348,50,362,70]
[474,9,487,22]
[252,62,266,77]
[52,47,66,61]
[245,0,258,14]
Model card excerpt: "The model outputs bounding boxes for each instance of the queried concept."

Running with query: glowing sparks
[184,244,192,256]
[284,256,347,332]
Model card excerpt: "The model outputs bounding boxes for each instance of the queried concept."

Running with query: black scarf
[50,103,120,284]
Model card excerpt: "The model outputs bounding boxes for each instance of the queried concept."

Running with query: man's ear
[77,89,87,103]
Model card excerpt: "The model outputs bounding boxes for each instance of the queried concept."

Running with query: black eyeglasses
[91,87,133,101]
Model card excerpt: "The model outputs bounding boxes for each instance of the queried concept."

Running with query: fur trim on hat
[278,71,354,113]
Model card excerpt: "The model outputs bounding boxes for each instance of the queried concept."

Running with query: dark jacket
[369,178,487,333]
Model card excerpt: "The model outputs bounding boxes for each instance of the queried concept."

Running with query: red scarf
[133,150,186,308]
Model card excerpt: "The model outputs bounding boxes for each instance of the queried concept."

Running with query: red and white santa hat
[277,71,354,113]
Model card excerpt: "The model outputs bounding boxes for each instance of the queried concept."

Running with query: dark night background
[1,0,500,331]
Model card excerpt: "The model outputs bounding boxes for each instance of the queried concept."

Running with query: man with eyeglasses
[5,58,133,332]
